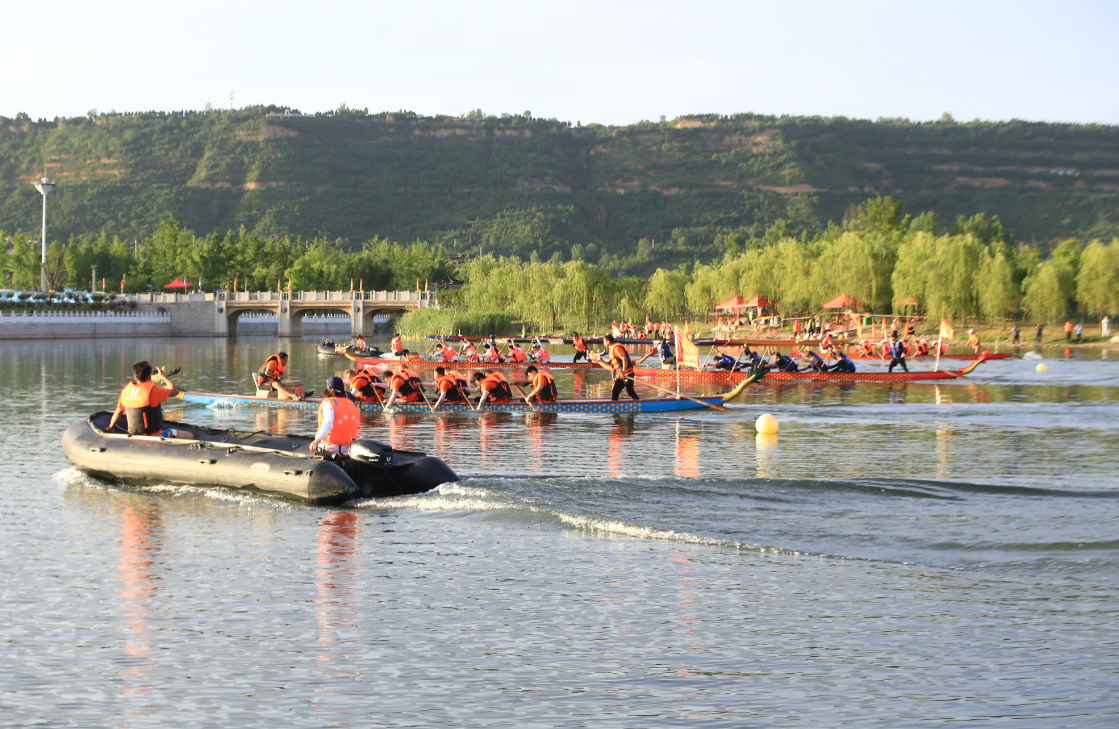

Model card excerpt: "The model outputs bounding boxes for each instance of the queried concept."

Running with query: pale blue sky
[4,0,1117,125]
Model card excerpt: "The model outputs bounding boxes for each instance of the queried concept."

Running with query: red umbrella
[822,294,861,310]
[163,278,192,289]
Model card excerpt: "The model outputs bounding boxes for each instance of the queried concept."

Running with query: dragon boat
[635,357,988,382]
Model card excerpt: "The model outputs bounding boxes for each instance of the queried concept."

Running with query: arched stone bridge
[126,290,434,337]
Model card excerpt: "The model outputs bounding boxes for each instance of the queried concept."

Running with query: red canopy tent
[715,294,776,311]
[714,295,748,312]
[822,294,861,310]
[742,294,775,309]
[163,278,192,289]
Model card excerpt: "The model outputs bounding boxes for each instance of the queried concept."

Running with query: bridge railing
[120,290,435,305]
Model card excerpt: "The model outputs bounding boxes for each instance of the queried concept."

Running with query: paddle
[513,383,539,415]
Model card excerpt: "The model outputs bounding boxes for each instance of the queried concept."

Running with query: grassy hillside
[2,107,1117,274]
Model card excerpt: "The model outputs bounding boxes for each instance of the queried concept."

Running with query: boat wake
[53,466,299,508]
[354,479,830,556]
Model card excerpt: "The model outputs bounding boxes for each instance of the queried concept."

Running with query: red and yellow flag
[939,319,955,340]
[675,328,701,370]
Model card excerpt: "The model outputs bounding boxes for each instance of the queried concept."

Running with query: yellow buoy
[756,413,779,434]
[1036,363,1048,372]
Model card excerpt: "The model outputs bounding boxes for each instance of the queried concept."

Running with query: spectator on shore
[1064,321,1073,342]
[1035,323,1044,344]
[1102,316,1111,338]
[1075,323,1082,343]
[1012,324,1020,346]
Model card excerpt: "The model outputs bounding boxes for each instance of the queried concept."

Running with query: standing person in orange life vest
[384,364,426,407]
[256,352,301,401]
[598,334,639,401]
[391,333,409,358]
[471,370,513,406]
[310,377,361,454]
[519,365,557,403]
[432,366,474,409]
[571,335,589,363]
[108,361,190,438]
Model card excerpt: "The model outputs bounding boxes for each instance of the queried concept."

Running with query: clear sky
[3,0,1117,125]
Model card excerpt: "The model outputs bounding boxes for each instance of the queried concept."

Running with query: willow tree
[646,267,691,319]
[977,250,1020,319]
[1023,259,1076,320]
[925,233,983,320]
[811,231,896,312]
[891,231,937,312]
[1076,239,1119,315]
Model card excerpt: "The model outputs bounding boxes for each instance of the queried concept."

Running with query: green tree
[1076,239,1119,315]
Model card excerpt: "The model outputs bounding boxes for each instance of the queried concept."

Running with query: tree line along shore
[2,196,1117,341]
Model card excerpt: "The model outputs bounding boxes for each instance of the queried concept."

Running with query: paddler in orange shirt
[432,366,473,409]
[384,364,426,407]
[437,339,459,362]
[519,365,557,403]
[471,370,513,406]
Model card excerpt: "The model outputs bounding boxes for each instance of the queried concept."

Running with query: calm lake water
[2,337,1117,727]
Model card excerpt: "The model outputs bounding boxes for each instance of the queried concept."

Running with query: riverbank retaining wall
[0,311,171,340]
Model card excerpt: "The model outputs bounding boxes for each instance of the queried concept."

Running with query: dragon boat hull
[180,390,728,414]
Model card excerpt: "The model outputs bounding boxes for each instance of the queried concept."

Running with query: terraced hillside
[2,108,1117,271]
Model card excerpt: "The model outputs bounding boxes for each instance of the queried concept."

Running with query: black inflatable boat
[62,412,458,505]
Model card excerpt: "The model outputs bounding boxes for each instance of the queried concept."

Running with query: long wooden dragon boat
[636,357,988,382]
[349,351,988,381]
[177,376,754,416]
[346,352,601,370]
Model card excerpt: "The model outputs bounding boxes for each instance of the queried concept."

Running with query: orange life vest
[609,343,634,378]
[485,347,502,363]
[258,354,285,382]
[350,372,382,403]
[463,343,479,361]
[436,372,469,401]
[391,336,403,353]
[573,336,586,353]
[534,347,550,363]
[508,346,528,363]
[319,397,360,446]
[441,345,457,361]
[390,369,423,402]
[530,371,557,402]
[480,372,512,403]
[118,379,169,435]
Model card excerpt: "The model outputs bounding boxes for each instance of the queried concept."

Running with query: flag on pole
[675,327,701,370]
[939,319,955,340]
[611,321,622,338]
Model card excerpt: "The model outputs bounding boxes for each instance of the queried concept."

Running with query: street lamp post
[91,265,97,294]
[32,177,57,292]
